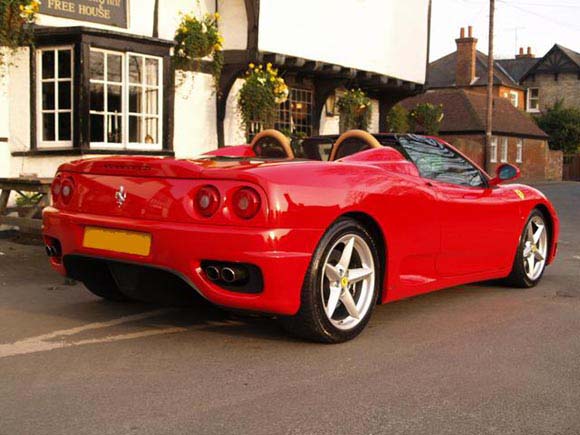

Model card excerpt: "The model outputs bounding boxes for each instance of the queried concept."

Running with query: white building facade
[0,0,431,178]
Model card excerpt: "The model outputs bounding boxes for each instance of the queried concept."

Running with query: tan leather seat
[329,130,382,161]
[250,130,294,159]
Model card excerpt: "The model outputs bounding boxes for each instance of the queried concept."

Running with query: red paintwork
[43,137,559,315]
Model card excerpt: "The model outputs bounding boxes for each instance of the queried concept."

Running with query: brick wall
[441,134,562,181]
[442,134,486,167]
[498,86,526,111]
[522,72,580,111]
[457,86,525,111]
[514,138,548,180]
[546,150,563,181]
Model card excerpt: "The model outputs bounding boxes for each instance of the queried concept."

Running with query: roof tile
[399,89,548,139]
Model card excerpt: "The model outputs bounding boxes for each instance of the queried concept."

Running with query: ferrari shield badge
[514,189,525,200]
[115,185,127,207]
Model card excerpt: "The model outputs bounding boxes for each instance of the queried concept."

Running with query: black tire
[505,209,549,288]
[278,217,381,343]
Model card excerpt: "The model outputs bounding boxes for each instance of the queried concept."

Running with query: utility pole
[485,0,495,173]
[152,0,159,38]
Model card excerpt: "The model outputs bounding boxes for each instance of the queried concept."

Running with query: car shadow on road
[56,282,514,343]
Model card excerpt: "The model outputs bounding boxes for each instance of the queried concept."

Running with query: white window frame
[36,46,74,148]
[89,48,163,151]
[509,90,519,108]
[527,88,540,113]
[490,136,498,163]
[516,138,523,163]
[501,137,508,163]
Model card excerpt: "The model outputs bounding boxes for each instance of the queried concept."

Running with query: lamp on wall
[325,92,337,117]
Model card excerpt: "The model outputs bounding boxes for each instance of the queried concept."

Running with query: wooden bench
[0,177,52,234]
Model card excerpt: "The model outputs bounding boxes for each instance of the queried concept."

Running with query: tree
[535,100,580,154]
[386,104,410,133]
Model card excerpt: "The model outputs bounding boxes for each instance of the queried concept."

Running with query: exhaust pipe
[221,266,248,284]
[44,237,62,258]
[205,265,221,281]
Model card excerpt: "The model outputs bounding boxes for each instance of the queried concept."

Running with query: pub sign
[40,0,128,28]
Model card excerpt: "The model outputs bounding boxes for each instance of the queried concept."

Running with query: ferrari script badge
[514,189,525,200]
[115,185,127,207]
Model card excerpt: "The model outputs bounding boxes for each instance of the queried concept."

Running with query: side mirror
[489,163,520,186]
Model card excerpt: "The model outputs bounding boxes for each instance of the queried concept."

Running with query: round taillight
[195,185,220,217]
[51,176,62,199]
[61,178,74,204]
[232,187,261,220]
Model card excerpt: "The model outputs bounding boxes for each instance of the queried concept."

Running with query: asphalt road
[0,182,579,435]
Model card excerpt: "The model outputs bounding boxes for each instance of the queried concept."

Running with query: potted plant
[173,11,224,91]
[337,88,372,132]
[0,0,39,66]
[15,192,42,218]
[237,63,289,140]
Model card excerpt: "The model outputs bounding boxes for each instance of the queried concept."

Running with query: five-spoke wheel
[279,218,380,343]
[522,214,548,281]
[506,209,549,288]
[322,235,376,330]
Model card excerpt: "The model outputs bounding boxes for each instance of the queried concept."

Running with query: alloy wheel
[522,215,548,281]
[321,234,376,330]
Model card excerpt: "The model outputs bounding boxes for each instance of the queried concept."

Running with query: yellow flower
[214,12,220,20]
[218,36,224,44]
[254,68,259,73]
[249,63,255,69]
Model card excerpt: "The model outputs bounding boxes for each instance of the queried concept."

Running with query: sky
[430,0,580,61]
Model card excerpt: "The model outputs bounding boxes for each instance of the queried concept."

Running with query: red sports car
[43,130,559,342]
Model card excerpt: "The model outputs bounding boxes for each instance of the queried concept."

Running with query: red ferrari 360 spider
[43,129,559,342]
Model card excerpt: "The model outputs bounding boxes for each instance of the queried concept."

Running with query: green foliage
[173,11,224,91]
[15,192,40,207]
[535,99,580,154]
[408,103,444,135]
[386,104,410,133]
[337,89,372,131]
[237,63,289,139]
[0,0,39,65]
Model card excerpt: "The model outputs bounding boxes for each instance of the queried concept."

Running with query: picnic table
[0,177,52,234]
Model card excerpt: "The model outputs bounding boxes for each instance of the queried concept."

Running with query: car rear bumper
[43,207,322,315]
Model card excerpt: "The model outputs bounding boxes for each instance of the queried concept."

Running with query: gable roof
[428,50,523,89]
[521,44,580,81]
[399,89,548,139]
[496,57,539,82]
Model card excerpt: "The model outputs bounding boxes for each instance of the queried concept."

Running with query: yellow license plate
[83,227,152,256]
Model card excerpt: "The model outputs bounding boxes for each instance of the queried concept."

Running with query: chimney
[455,26,478,87]
[516,46,535,59]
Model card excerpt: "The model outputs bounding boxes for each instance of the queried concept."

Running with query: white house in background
[0,0,431,179]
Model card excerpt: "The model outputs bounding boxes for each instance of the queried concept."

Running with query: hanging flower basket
[173,12,224,91]
[237,63,289,140]
[0,0,39,65]
[337,88,372,132]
